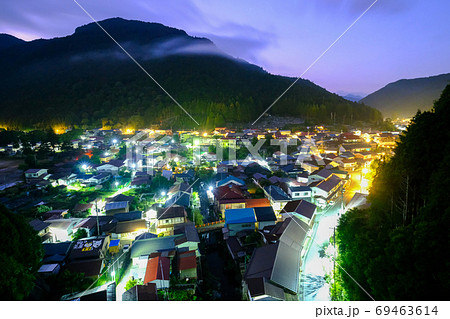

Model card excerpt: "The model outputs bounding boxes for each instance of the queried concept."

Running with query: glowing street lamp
[161,191,166,196]
[112,139,118,144]
[208,186,213,191]
[81,164,88,170]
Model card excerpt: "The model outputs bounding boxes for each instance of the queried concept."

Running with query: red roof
[245,198,271,208]
[144,256,170,284]
[178,251,197,271]
[214,184,244,200]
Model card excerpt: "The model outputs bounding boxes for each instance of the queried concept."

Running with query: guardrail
[195,220,225,228]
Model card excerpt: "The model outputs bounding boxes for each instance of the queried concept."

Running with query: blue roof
[165,193,190,208]
[113,210,142,222]
[264,185,290,201]
[105,201,129,211]
[225,208,256,225]
[109,239,120,247]
[217,175,245,187]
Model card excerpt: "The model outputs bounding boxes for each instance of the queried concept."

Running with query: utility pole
[96,200,100,237]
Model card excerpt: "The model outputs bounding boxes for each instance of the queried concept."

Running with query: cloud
[192,22,275,66]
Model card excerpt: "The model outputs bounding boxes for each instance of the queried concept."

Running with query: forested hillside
[0,18,383,130]
[335,84,450,300]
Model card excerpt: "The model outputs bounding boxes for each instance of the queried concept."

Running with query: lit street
[300,198,342,301]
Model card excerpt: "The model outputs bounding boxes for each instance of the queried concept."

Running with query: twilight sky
[1,0,449,95]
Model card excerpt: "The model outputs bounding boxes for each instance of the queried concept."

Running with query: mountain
[341,94,365,102]
[0,18,383,129]
[360,73,450,118]
[0,34,26,50]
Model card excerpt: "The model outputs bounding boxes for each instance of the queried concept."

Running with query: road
[300,199,342,301]
[198,184,214,222]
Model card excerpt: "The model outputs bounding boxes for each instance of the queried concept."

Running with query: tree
[37,205,52,214]
[72,228,88,241]
[0,205,44,300]
[192,208,204,226]
[335,84,450,301]
[125,277,143,291]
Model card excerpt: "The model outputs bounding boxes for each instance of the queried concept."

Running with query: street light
[161,191,166,196]
[208,186,213,191]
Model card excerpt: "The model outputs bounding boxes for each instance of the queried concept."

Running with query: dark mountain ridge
[360,73,450,118]
[0,18,383,129]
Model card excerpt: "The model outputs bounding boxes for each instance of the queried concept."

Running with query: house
[42,241,73,265]
[52,172,77,186]
[42,209,69,221]
[72,203,93,215]
[96,163,121,175]
[73,217,98,237]
[244,216,310,297]
[282,200,317,227]
[216,175,245,188]
[173,222,201,257]
[253,206,277,229]
[296,172,309,184]
[29,219,52,243]
[335,157,357,171]
[24,169,49,183]
[65,259,105,278]
[131,173,151,188]
[311,175,343,207]
[130,236,176,268]
[213,184,247,217]
[280,164,304,177]
[109,239,121,254]
[135,232,158,241]
[287,186,312,200]
[263,185,290,213]
[245,198,271,208]
[143,256,170,289]
[105,201,129,215]
[173,170,195,183]
[87,173,111,185]
[165,182,192,208]
[38,263,61,277]
[156,205,187,234]
[107,219,148,241]
[122,283,158,301]
[261,218,292,244]
[112,210,143,222]
[106,194,135,204]
[66,236,110,278]
[301,161,320,174]
[47,218,81,242]
[68,236,109,261]
[245,277,285,301]
[226,236,246,260]
[308,169,334,184]
[178,250,197,281]
[340,143,371,154]
[224,208,257,237]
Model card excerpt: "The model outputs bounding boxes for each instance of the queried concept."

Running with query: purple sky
[1,0,449,95]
